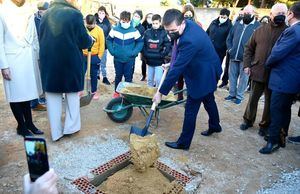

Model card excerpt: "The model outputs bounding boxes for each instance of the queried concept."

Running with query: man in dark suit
[259,2,300,154]
[153,9,222,150]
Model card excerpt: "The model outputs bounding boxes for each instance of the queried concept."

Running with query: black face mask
[87,27,94,31]
[184,16,194,21]
[273,15,286,25]
[243,14,254,25]
[168,31,180,41]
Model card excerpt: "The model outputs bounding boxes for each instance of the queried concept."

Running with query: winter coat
[226,19,260,61]
[266,22,300,94]
[206,18,232,58]
[0,5,42,102]
[243,22,287,83]
[106,22,144,63]
[39,0,92,93]
[135,23,145,37]
[142,21,152,31]
[95,15,111,38]
[159,20,222,99]
[142,27,171,66]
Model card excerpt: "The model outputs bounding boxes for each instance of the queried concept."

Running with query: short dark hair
[290,2,300,20]
[98,6,108,16]
[120,11,131,21]
[220,8,230,17]
[86,14,96,25]
[152,14,161,22]
[162,9,184,26]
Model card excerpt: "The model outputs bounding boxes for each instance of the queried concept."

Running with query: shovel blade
[130,126,151,137]
[80,92,94,107]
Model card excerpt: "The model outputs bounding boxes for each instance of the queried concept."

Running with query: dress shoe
[201,128,222,136]
[259,142,280,154]
[102,77,111,85]
[288,136,300,145]
[165,142,189,150]
[240,122,253,131]
[32,104,47,111]
[17,126,33,137]
[26,124,44,135]
[258,128,267,137]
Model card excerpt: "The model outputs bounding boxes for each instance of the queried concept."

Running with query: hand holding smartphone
[24,137,49,182]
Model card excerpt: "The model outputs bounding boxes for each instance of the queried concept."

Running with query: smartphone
[24,137,49,182]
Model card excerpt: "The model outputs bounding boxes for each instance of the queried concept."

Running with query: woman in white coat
[0,0,44,136]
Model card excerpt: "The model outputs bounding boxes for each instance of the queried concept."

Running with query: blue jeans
[114,60,135,90]
[147,65,163,87]
[84,55,101,93]
[177,93,221,147]
[268,91,295,143]
[229,60,249,100]
[30,97,46,108]
[99,50,108,78]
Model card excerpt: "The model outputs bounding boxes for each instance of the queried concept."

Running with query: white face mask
[121,22,130,29]
[147,18,152,24]
[219,17,227,24]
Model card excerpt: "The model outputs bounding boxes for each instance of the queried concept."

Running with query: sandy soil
[0,54,299,193]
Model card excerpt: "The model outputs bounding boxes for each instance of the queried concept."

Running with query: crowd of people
[0,0,299,192]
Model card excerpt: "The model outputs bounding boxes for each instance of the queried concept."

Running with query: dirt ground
[0,55,299,194]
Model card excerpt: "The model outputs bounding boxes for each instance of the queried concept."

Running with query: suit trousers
[268,91,295,144]
[46,92,80,141]
[177,92,221,147]
[243,80,271,129]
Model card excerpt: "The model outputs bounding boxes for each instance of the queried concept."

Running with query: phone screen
[24,137,49,182]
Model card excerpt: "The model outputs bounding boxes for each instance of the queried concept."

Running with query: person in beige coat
[0,0,44,136]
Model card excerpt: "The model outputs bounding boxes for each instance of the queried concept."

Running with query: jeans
[84,55,101,93]
[147,65,163,87]
[99,50,108,78]
[229,60,249,100]
[114,59,135,90]
[30,97,46,108]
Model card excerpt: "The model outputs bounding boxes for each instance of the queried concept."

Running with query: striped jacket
[107,22,144,63]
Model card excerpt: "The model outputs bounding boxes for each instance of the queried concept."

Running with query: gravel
[257,170,300,194]
[49,135,129,191]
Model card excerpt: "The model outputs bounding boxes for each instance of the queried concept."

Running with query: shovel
[130,65,170,137]
[80,48,94,107]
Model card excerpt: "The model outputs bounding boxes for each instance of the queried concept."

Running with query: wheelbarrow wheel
[106,97,133,123]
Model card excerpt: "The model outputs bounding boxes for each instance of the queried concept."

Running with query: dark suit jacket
[159,20,222,99]
[266,22,300,94]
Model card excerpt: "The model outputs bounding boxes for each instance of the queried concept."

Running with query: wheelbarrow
[103,82,187,126]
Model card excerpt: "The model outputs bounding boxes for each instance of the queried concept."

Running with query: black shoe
[165,141,189,150]
[240,123,253,131]
[140,76,146,81]
[264,135,285,148]
[17,126,33,137]
[102,77,111,85]
[97,75,100,80]
[258,128,267,137]
[259,142,280,154]
[201,128,222,136]
[288,136,300,145]
[218,82,227,88]
[26,124,44,135]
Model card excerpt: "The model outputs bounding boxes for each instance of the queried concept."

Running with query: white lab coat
[0,2,42,102]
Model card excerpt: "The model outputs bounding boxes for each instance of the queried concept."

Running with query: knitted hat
[220,8,230,17]
[134,10,143,19]
[37,1,49,10]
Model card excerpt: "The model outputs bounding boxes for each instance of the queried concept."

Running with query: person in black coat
[206,8,232,88]
[142,14,171,87]
[140,12,153,80]
[39,0,93,141]
[95,6,112,85]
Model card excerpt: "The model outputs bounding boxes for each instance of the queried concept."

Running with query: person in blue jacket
[259,2,300,154]
[225,5,260,105]
[106,11,144,98]
[153,9,222,150]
